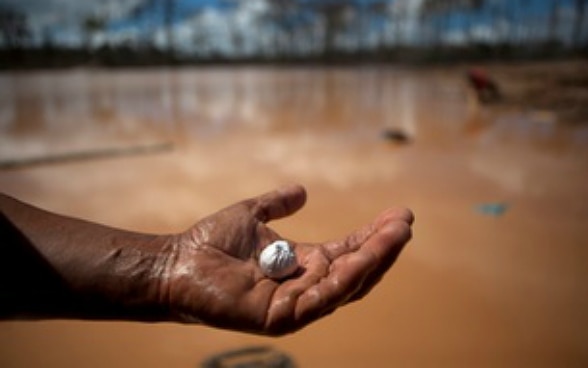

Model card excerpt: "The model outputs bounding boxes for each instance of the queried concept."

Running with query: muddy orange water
[1,66,587,367]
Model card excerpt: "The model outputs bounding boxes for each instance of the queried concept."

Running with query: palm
[165,185,413,336]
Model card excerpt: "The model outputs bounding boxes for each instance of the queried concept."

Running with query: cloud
[1,0,143,34]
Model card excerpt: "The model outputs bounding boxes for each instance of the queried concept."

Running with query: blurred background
[1,0,587,367]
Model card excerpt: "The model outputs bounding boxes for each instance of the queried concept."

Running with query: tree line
[1,0,587,68]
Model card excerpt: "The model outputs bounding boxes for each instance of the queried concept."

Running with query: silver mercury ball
[259,240,298,280]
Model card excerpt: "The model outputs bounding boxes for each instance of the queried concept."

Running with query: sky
[0,0,440,51]
[0,0,585,53]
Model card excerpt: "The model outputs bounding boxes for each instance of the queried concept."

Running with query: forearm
[0,194,172,321]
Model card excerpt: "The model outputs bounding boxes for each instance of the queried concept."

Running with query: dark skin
[0,184,413,336]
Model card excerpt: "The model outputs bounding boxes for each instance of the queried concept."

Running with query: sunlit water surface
[1,67,587,368]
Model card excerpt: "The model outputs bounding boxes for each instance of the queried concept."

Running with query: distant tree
[366,1,389,51]
[388,1,411,47]
[41,27,54,49]
[311,1,354,55]
[265,0,299,56]
[163,0,176,60]
[420,0,486,45]
[128,0,176,61]
[82,15,106,52]
[0,4,30,49]
[573,0,587,47]
[547,0,559,43]
[419,0,450,46]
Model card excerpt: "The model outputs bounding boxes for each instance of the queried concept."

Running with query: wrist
[76,232,177,322]
[0,193,177,322]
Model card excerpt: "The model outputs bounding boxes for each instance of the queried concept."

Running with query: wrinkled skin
[0,185,413,336]
[163,185,414,335]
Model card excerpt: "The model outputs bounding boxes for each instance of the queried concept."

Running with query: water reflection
[0,68,460,141]
[0,67,585,169]
[1,68,586,368]
[468,111,588,195]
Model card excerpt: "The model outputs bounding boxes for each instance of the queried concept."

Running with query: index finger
[294,223,406,327]
[264,221,407,335]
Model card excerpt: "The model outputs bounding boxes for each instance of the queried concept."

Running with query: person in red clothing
[466,67,501,104]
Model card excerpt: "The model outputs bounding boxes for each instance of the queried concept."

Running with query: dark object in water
[467,68,502,104]
[201,345,296,368]
[381,128,411,143]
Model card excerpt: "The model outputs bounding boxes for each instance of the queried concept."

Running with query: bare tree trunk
[573,0,587,48]
[164,0,175,62]
[548,0,559,43]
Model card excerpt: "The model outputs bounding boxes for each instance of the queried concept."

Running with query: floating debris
[381,128,411,144]
[475,203,509,217]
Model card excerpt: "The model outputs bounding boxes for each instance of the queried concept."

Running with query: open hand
[162,184,413,336]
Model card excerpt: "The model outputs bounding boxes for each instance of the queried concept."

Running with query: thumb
[248,184,307,223]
